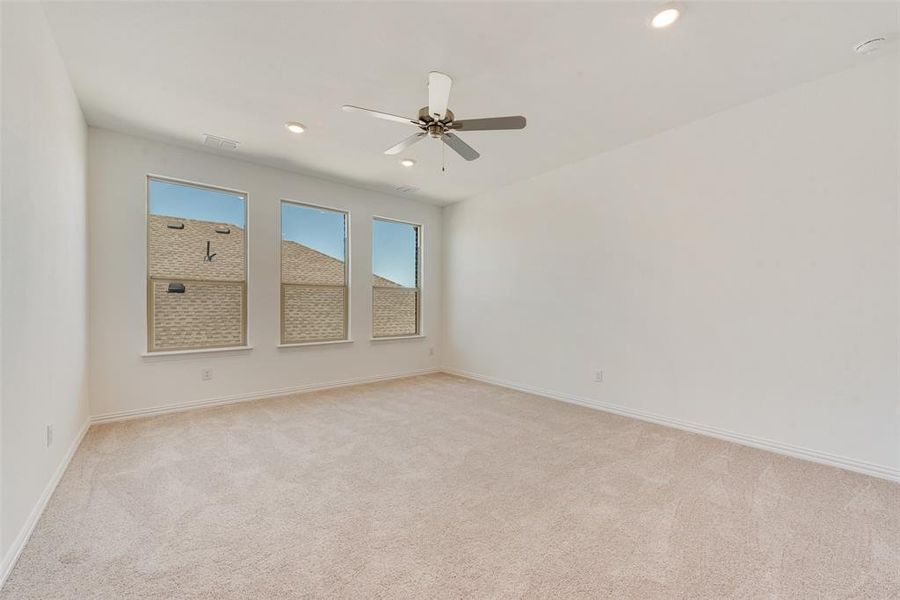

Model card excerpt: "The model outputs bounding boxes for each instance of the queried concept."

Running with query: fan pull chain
[442,136,446,173]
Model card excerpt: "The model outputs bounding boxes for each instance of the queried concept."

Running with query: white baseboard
[442,368,900,483]
[0,418,91,588]
[91,368,440,424]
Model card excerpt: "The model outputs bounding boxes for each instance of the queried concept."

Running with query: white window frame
[278,199,351,346]
[144,174,250,354]
[371,216,423,339]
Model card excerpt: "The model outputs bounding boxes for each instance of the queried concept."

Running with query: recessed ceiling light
[855,37,886,55]
[400,158,416,167]
[651,6,680,29]
[285,121,305,134]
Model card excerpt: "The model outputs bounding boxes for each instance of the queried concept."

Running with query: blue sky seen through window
[148,179,246,227]
[149,179,418,288]
[281,203,346,261]
[373,219,418,288]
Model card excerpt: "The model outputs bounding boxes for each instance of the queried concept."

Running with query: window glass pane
[147,178,246,352]
[372,219,418,288]
[372,219,419,337]
[281,202,348,343]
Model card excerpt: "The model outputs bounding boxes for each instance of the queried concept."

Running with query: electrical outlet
[594,369,604,383]
[46,425,53,448]
[429,347,435,356]
[201,368,213,381]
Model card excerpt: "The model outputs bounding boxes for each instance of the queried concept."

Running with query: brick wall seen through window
[372,218,420,338]
[280,201,349,344]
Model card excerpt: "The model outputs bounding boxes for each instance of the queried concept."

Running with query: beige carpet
[2,374,898,599]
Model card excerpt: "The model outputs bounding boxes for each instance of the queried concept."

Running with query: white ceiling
[43,1,897,205]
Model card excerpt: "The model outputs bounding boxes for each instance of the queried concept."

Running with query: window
[372,218,421,338]
[146,176,247,352]
[281,201,349,344]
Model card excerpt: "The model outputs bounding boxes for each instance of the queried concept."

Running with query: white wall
[1,1,89,565]
[443,55,900,477]
[88,128,441,418]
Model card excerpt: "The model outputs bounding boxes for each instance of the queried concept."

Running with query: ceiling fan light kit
[342,71,527,164]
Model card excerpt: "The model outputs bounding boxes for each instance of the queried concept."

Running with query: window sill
[278,339,353,348]
[141,345,254,358]
[370,335,426,341]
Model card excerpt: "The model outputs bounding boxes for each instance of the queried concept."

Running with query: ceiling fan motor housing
[418,106,454,137]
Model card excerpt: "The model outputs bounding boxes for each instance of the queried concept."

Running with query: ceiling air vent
[395,185,419,194]
[202,133,240,151]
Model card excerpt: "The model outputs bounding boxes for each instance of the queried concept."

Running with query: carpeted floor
[2,373,898,599]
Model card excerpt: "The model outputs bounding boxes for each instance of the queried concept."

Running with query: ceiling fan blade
[428,71,452,120]
[342,105,418,125]
[451,116,527,131]
[442,132,480,161]
[384,132,426,155]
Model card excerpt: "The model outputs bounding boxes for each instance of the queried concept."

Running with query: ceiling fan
[342,72,526,162]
